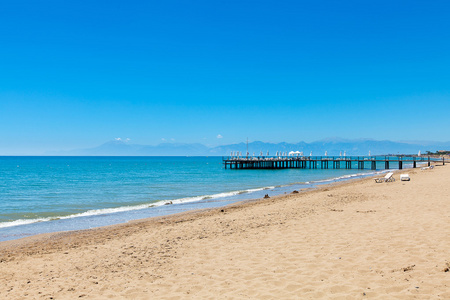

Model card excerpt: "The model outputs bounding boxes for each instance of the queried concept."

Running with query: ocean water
[0,156,392,242]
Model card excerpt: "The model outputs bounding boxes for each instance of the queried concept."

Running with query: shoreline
[1,163,448,298]
[0,167,385,242]
[0,170,377,249]
[0,165,426,249]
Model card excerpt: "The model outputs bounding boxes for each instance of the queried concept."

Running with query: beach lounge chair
[400,174,410,181]
[385,172,395,182]
[374,172,395,183]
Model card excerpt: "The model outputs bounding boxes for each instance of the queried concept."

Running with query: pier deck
[223,156,445,170]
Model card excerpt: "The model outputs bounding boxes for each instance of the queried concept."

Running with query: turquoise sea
[0,156,393,242]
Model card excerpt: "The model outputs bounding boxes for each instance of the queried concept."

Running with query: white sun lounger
[374,172,395,183]
[400,174,410,181]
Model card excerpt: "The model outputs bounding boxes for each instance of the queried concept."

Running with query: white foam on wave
[309,170,383,184]
[0,186,275,229]
[0,218,51,229]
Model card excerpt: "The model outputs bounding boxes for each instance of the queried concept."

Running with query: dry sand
[1,164,449,299]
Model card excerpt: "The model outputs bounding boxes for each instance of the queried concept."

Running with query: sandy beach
[1,164,449,299]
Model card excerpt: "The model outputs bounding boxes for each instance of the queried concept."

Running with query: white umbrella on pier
[418,150,421,157]
[369,151,371,157]
[310,151,312,156]
[325,151,328,156]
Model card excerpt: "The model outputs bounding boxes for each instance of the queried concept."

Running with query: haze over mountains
[45,138,450,156]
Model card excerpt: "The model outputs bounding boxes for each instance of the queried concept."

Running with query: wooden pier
[223,156,444,170]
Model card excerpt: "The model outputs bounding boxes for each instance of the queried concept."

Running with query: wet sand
[1,164,449,299]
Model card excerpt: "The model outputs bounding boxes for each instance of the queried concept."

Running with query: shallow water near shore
[0,156,404,242]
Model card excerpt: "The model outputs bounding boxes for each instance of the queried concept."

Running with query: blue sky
[1,0,449,154]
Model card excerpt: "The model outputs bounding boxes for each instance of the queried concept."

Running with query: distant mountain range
[45,138,450,156]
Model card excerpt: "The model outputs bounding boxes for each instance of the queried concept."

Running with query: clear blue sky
[1,0,449,154]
